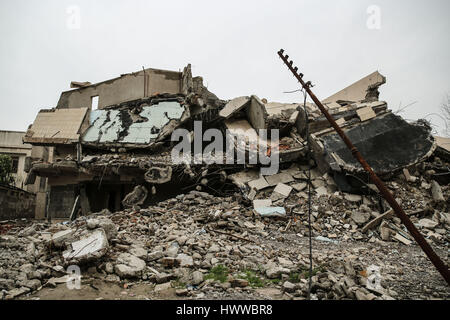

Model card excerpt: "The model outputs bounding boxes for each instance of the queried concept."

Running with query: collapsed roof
[82,100,189,148]
[23,67,440,210]
[23,108,89,145]
[322,70,386,106]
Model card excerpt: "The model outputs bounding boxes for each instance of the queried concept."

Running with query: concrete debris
[362,209,394,233]
[144,166,172,184]
[431,180,445,202]
[254,207,286,217]
[322,71,386,104]
[315,186,328,196]
[3,66,448,301]
[351,211,371,226]
[392,233,412,246]
[192,271,204,285]
[114,253,146,278]
[0,182,448,300]
[292,182,307,192]
[63,229,109,263]
[403,168,417,183]
[311,113,436,179]
[418,218,439,229]
[265,173,294,187]
[253,199,272,209]
[122,185,148,208]
[219,96,250,119]
[356,106,376,122]
[344,194,362,203]
[272,183,293,199]
[49,229,76,248]
[248,177,270,191]
[315,236,339,244]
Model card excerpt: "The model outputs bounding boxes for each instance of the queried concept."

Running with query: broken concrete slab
[219,96,250,119]
[336,118,346,126]
[292,182,307,192]
[253,199,272,209]
[264,172,294,187]
[114,253,146,278]
[83,101,186,147]
[393,233,412,245]
[23,108,89,145]
[272,183,293,198]
[87,217,118,240]
[311,179,325,189]
[362,209,394,233]
[314,113,436,176]
[129,245,148,260]
[322,71,386,104]
[63,229,109,263]
[418,218,439,229]
[49,229,76,248]
[224,118,259,145]
[192,270,204,285]
[379,221,395,241]
[315,186,328,196]
[356,106,376,122]
[248,177,270,191]
[255,207,286,218]
[229,170,260,188]
[154,282,172,292]
[344,194,362,202]
[247,188,257,200]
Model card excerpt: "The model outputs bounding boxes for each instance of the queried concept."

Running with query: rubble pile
[1,154,448,300]
[3,66,448,300]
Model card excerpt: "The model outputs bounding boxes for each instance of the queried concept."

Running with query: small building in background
[0,130,32,189]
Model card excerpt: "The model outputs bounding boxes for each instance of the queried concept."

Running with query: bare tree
[441,93,450,137]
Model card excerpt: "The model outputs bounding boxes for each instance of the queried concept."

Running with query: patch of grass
[239,269,265,288]
[289,272,301,283]
[268,278,281,285]
[205,265,229,283]
[302,265,327,279]
[171,279,186,289]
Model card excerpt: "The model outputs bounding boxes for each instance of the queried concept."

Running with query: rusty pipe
[277,49,450,286]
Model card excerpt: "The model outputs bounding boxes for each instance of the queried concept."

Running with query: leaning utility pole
[277,49,450,286]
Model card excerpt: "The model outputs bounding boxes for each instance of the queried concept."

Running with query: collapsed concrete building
[1,63,448,301]
[23,65,440,221]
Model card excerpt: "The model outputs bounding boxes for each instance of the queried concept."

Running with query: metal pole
[277,49,450,286]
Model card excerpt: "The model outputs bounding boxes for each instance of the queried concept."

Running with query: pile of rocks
[0,155,448,300]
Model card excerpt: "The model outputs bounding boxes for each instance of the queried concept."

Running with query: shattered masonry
[0,64,448,300]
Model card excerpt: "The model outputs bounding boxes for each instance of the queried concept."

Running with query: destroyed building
[21,64,442,222]
[23,64,226,219]
[0,63,447,301]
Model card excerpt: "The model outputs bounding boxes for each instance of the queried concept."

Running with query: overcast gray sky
[1,0,449,134]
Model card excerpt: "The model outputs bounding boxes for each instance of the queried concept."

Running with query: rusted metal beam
[277,49,450,286]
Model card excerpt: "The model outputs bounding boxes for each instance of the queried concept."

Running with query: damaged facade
[23,64,226,219]
[0,131,49,219]
[22,66,441,221]
[0,63,447,301]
